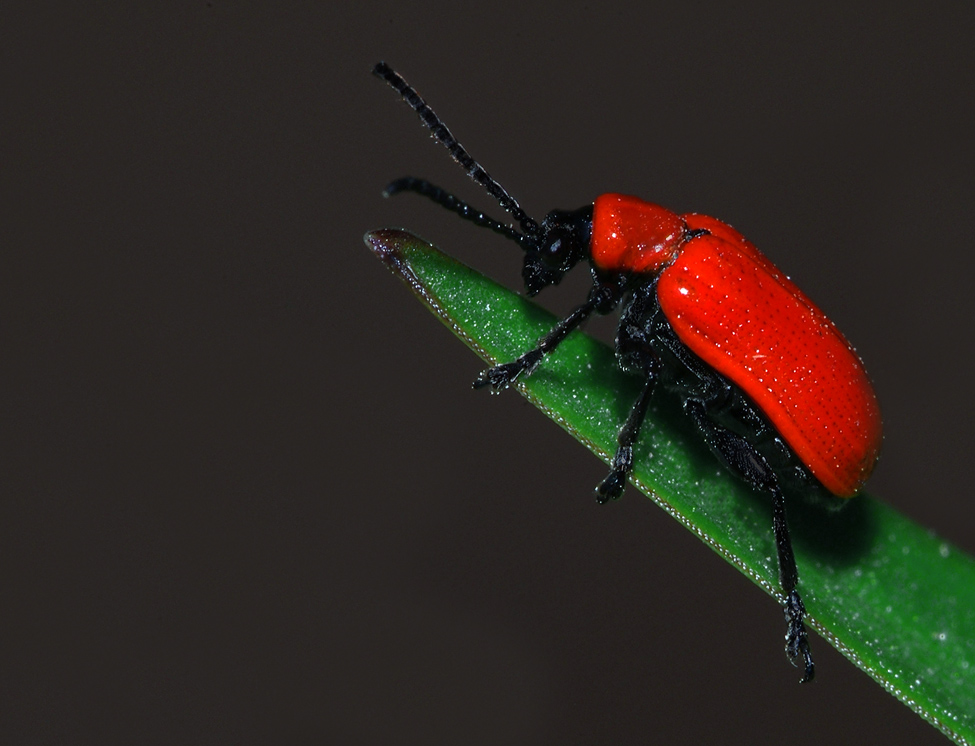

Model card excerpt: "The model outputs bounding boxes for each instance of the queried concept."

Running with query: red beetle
[373,62,882,682]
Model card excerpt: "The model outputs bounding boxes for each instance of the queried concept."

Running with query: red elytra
[591,193,882,497]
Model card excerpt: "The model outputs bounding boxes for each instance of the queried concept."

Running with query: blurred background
[4,2,975,743]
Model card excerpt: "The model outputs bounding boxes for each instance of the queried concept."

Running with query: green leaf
[365,228,975,745]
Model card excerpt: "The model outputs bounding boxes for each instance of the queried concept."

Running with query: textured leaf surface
[365,228,975,745]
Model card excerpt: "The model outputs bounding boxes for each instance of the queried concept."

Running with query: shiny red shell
[591,194,882,498]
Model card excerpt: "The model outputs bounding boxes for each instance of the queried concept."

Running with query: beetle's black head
[522,206,594,296]
[374,63,593,296]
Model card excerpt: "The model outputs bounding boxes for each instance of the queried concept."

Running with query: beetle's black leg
[773,486,813,681]
[473,295,599,390]
[592,280,660,502]
[475,273,628,391]
[684,400,815,683]
[595,361,658,503]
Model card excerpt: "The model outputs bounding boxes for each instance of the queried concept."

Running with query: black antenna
[372,62,542,244]
[383,177,530,245]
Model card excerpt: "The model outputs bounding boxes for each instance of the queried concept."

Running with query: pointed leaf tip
[363,228,409,264]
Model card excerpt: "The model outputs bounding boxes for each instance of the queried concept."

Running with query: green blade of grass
[365,227,975,745]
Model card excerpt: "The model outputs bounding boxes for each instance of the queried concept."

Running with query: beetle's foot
[594,470,627,503]
[473,350,542,392]
[784,589,815,683]
[473,361,523,391]
[594,446,633,503]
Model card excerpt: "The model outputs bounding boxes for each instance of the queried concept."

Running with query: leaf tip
[363,228,410,263]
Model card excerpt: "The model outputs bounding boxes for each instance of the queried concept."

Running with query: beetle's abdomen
[656,219,882,497]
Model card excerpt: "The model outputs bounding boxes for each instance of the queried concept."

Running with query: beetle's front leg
[473,349,545,391]
[474,274,625,391]
[472,299,595,390]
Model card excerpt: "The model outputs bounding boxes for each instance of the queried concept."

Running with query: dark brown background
[5,2,975,744]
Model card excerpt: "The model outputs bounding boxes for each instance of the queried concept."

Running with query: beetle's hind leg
[684,399,815,683]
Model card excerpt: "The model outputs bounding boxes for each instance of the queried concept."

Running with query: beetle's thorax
[591,193,687,275]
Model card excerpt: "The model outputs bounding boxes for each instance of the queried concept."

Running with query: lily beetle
[373,62,883,682]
